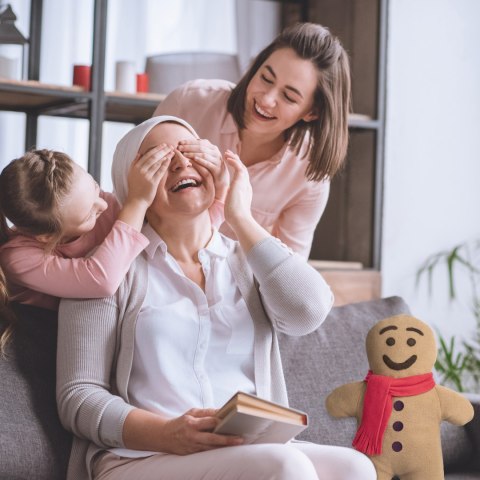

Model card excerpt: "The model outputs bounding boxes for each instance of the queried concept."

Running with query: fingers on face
[189,154,222,172]
[193,162,213,180]
[137,144,174,174]
[178,138,210,148]
[138,144,173,165]
[179,139,220,158]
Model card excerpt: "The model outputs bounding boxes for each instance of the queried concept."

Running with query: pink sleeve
[273,180,330,259]
[153,84,185,118]
[209,200,225,229]
[2,221,148,298]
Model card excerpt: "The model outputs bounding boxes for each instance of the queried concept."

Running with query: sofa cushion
[0,303,71,480]
[0,298,476,477]
[279,296,474,470]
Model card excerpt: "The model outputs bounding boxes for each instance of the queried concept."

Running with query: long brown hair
[0,149,75,251]
[0,267,15,356]
[228,22,351,182]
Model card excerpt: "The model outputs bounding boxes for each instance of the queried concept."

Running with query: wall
[382,0,480,340]
[0,0,238,177]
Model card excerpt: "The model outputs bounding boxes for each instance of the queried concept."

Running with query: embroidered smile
[383,354,417,371]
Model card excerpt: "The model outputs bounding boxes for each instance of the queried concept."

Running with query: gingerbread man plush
[326,314,474,480]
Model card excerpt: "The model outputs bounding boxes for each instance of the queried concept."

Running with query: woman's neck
[147,213,212,291]
[147,212,212,261]
[239,129,285,167]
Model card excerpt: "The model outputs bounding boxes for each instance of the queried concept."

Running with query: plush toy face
[365,315,437,378]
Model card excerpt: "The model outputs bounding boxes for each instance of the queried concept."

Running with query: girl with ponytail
[0,138,226,315]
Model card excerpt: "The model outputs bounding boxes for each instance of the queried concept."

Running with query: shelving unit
[283,0,388,270]
[0,79,165,121]
[0,0,387,277]
[0,0,163,180]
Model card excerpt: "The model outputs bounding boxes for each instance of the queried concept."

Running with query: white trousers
[92,442,376,480]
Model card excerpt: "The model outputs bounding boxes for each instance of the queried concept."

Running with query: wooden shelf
[348,113,380,130]
[0,80,166,123]
[309,259,363,270]
[0,79,90,114]
[311,266,382,306]
[104,91,165,123]
[0,80,378,129]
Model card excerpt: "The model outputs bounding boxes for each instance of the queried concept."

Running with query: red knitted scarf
[352,370,435,455]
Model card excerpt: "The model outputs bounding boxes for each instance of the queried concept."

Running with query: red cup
[73,65,91,91]
[136,73,149,93]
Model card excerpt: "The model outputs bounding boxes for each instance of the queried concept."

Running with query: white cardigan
[56,236,333,480]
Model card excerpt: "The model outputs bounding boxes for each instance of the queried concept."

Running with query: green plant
[416,240,480,392]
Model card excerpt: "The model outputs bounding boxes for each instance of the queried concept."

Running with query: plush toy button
[326,314,474,480]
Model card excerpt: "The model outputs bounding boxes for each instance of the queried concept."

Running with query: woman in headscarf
[56,116,375,480]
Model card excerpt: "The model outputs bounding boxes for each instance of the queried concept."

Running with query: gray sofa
[1,297,479,479]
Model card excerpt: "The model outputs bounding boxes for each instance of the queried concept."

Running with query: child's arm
[0,146,173,299]
[1,221,146,298]
[177,139,229,228]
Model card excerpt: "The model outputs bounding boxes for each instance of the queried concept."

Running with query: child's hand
[223,150,253,226]
[177,139,229,202]
[126,144,174,207]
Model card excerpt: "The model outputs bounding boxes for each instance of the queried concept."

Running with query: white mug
[115,60,136,93]
[0,56,19,80]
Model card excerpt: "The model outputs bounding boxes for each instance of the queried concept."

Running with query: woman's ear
[302,111,319,122]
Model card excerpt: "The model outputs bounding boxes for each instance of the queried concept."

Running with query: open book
[214,391,308,444]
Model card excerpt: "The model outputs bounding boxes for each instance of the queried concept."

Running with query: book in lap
[214,391,308,444]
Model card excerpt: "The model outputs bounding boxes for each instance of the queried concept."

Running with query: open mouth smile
[170,177,201,192]
[383,354,417,371]
[254,101,276,120]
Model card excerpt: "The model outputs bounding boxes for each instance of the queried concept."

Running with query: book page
[214,410,307,444]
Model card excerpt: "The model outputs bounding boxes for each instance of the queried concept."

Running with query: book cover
[214,392,308,444]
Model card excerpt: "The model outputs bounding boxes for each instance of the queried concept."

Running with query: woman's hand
[223,150,253,226]
[161,408,244,455]
[123,407,243,455]
[178,139,230,202]
[223,150,270,252]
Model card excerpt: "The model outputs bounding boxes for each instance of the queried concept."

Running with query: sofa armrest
[464,393,480,471]
[444,393,480,473]
[0,303,72,479]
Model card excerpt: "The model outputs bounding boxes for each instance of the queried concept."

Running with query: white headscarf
[111,115,199,206]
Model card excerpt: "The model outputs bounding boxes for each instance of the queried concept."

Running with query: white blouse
[129,223,255,414]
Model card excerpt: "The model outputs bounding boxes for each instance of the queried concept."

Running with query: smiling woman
[55,115,377,480]
[153,22,351,259]
[140,122,216,220]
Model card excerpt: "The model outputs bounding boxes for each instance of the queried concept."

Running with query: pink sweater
[0,191,148,310]
[153,79,330,258]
